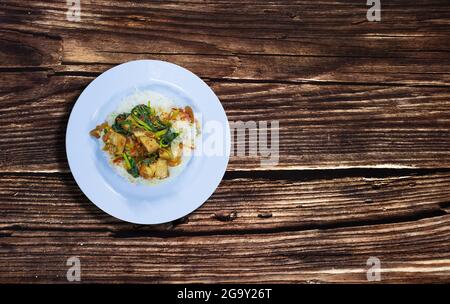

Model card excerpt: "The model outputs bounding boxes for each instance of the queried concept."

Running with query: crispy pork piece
[154,159,169,179]
[106,130,126,154]
[139,136,159,153]
[138,159,168,180]
[133,130,159,153]
[139,163,156,179]
[89,123,108,138]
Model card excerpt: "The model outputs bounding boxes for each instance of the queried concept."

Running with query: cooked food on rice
[90,96,198,182]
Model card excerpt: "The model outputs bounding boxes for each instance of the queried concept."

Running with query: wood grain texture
[0,172,449,233]
[1,0,450,283]
[1,72,449,171]
[1,1,450,85]
[1,214,450,283]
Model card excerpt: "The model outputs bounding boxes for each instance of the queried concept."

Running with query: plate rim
[65,59,231,224]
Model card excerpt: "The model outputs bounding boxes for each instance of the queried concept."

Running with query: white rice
[100,89,199,185]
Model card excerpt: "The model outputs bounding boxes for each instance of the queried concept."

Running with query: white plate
[66,60,230,224]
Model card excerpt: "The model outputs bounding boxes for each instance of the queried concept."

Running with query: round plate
[66,60,230,224]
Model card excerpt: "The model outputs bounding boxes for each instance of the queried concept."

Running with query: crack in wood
[213,210,238,222]
[2,168,450,181]
[3,67,450,88]
[257,212,273,219]
[224,168,450,181]
[0,208,447,239]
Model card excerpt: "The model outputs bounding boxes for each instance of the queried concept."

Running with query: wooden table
[1,0,450,283]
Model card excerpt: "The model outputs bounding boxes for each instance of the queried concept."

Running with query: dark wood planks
[1,0,449,171]
[1,72,449,172]
[1,0,450,284]
[57,54,450,85]
[1,214,450,283]
[0,30,61,67]
[3,0,450,39]
[1,1,450,85]
[0,172,449,233]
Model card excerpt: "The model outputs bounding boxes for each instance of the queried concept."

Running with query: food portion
[90,101,197,182]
